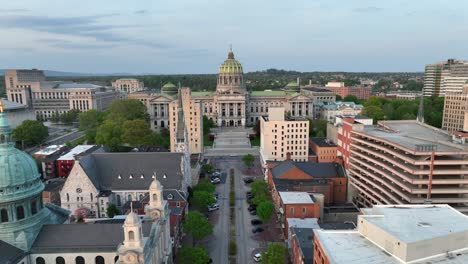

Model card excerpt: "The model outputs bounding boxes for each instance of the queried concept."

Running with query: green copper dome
[219,51,243,74]
[0,112,43,201]
[162,82,177,89]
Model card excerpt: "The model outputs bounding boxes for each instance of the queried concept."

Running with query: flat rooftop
[279,191,315,204]
[359,120,467,152]
[0,98,28,111]
[57,145,96,161]
[34,145,65,156]
[363,205,468,244]
[310,137,337,147]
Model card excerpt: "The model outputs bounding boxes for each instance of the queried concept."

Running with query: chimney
[286,152,292,160]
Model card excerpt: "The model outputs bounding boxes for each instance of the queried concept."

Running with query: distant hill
[0,69,134,77]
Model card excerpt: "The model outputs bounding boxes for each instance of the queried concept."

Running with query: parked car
[207,203,220,211]
[247,198,254,204]
[252,227,264,233]
[249,209,257,215]
[248,204,257,211]
[246,193,254,199]
[251,219,262,225]
[213,192,219,199]
[212,171,221,177]
[211,178,221,184]
[253,253,262,262]
[243,177,254,184]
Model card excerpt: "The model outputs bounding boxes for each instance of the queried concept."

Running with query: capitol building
[128,50,336,130]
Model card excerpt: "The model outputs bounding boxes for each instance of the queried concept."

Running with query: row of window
[0,200,39,223]
[35,256,110,264]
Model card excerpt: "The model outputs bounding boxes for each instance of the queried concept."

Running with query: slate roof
[291,227,315,264]
[43,178,66,192]
[31,223,152,253]
[271,160,346,179]
[0,240,26,264]
[78,152,184,191]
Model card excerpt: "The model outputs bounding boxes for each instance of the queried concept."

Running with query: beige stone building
[260,107,309,163]
[5,69,119,120]
[442,84,468,132]
[112,78,145,94]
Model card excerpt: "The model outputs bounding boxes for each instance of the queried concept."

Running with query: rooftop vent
[118,174,121,179]
[417,222,432,227]
[140,174,144,179]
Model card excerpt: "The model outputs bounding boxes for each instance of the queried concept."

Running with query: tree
[252,194,268,206]
[262,243,286,264]
[60,109,80,125]
[335,95,342,101]
[183,211,213,242]
[122,119,154,146]
[202,115,215,134]
[257,201,274,222]
[202,164,214,174]
[193,179,215,193]
[95,120,123,151]
[343,95,359,104]
[78,109,105,131]
[106,204,121,218]
[192,191,216,209]
[106,99,149,122]
[177,245,210,264]
[251,180,269,197]
[242,154,255,168]
[12,120,49,147]
[309,119,327,137]
[362,105,385,124]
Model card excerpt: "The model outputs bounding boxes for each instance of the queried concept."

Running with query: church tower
[145,179,165,220]
[174,88,193,189]
[117,210,145,264]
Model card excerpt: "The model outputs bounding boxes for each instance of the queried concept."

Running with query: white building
[260,107,309,163]
[320,102,364,123]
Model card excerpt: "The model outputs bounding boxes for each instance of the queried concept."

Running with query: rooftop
[271,160,346,179]
[34,145,65,156]
[43,178,66,192]
[192,91,214,97]
[250,90,298,97]
[360,120,467,152]
[0,98,28,111]
[0,240,26,264]
[301,87,333,93]
[290,227,315,263]
[287,218,320,229]
[57,145,97,161]
[310,137,337,147]
[279,191,315,204]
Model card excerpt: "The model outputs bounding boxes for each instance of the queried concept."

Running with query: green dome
[162,82,177,89]
[219,52,243,74]
[0,112,43,202]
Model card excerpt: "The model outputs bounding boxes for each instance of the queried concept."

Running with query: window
[16,206,25,220]
[75,256,85,264]
[302,207,306,214]
[153,193,158,201]
[95,256,105,264]
[116,195,121,206]
[290,207,294,215]
[31,201,37,215]
[129,231,135,241]
[1,209,8,222]
[36,257,45,264]
[90,193,93,202]
[67,193,70,202]
[127,195,132,202]
[56,257,65,264]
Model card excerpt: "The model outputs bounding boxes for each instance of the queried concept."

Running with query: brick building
[56,145,100,178]
[277,192,320,236]
[267,160,347,205]
[309,138,337,163]
[325,84,372,100]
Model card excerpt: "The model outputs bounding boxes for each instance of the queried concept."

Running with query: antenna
[230,43,232,52]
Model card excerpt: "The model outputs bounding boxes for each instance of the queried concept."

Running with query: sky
[0,0,467,74]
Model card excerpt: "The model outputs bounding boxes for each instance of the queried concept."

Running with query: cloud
[39,38,118,50]
[0,8,29,13]
[0,14,167,49]
[134,10,149,14]
[353,6,383,13]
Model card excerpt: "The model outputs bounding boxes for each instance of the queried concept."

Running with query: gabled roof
[0,240,26,264]
[78,152,184,191]
[271,160,345,179]
[31,223,152,253]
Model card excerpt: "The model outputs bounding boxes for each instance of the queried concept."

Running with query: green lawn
[250,137,260,146]
[204,134,214,147]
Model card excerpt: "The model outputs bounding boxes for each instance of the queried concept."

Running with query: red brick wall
[310,141,337,163]
[291,234,305,264]
[283,203,320,236]
[57,160,75,178]
[313,235,331,264]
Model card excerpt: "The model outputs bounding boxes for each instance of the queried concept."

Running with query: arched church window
[139,194,144,201]
[153,193,157,202]
[90,193,93,202]
[95,256,105,264]
[129,231,135,241]
[67,193,69,202]
[31,201,37,215]
[16,206,25,220]
[56,257,65,264]
[36,257,45,264]
[127,195,132,202]
[114,257,119,263]
[116,195,121,206]
[1,209,8,222]
[75,256,85,264]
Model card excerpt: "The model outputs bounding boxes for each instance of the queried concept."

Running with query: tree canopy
[343,95,360,104]
[193,179,216,193]
[177,245,210,264]
[95,120,123,151]
[106,99,149,122]
[106,204,121,218]
[122,119,154,146]
[309,119,327,137]
[262,243,286,264]
[242,154,255,168]
[12,120,49,147]
[256,200,274,222]
[250,180,269,197]
[183,211,213,242]
[192,191,216,209]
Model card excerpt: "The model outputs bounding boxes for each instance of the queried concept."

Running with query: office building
[260,107,309,163]
[423,59,468,97]
[111,78,145,94]
[442,84,468,132]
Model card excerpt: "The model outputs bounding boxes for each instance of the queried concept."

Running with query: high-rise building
[344,120,468,213]
[5,69,46,106]
[442,84,468,132]
[423,59,468,97]
[260,107,309,163]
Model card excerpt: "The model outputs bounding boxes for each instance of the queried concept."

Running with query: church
[0,105,173,264]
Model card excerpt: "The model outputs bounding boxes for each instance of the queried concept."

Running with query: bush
[229,240,237,255]
[229,191,235,207]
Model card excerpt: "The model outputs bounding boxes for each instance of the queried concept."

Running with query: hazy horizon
[0,0,467,74]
